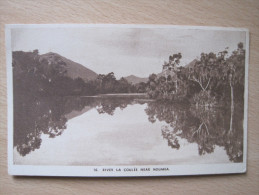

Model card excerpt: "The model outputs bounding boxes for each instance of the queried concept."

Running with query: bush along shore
[13,43,245,109]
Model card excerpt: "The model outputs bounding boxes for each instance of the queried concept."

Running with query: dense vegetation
[13,50,144,98]
[13,44,245,162]
[13,43,245,108]
[146,43,245,108]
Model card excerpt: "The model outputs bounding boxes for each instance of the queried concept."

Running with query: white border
[6,24,249,177]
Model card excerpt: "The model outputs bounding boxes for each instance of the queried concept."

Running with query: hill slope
[39,52,97,81]
[156,59,197,78]
[184,59,197,69]
[124,75,148,84]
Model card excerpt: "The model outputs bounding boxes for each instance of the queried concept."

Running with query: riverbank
[82,93,148,98]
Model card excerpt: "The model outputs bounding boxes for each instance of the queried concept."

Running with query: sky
[11,25,246,78]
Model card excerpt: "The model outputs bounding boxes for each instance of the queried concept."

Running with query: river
[13,95,244,165]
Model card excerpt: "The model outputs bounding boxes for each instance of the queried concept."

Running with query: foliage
[12,51,141,97]
[12,45,245,162]
[191,90,217,108]
[145,101,243,162]
[146,43,245,108]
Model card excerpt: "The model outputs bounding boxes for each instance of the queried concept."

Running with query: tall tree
[223,43,245,133]
[162,53,182,93]
[188,52,218,92]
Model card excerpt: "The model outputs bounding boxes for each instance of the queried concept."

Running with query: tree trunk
[175,80,177,93]
[229,81,234,133]
[164,71,167,83]
[230,83,234,111]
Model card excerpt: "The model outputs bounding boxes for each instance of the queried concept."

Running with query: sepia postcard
[6,24,249,176]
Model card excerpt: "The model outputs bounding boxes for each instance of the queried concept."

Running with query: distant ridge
[124,59,196,84]
[156,59,197,78]
[65,106,93,120]
[13,51,197,84]
[39,52,97,81]
[184,59,197,69]
[124,75,148,84]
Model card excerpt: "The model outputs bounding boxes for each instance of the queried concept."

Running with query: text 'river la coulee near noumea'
[13,43,245,165]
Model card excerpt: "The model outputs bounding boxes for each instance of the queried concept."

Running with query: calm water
[13,95,244,165]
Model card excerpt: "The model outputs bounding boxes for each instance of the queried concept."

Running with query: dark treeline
[13,42,245,108]
[12,50,146,98]
[146,43,245,107]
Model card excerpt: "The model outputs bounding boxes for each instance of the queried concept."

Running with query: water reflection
[145,101,243,162]
[14,95,88,156]
[95,96,137,115]
[13,95,137,156]
[14,96,243,163]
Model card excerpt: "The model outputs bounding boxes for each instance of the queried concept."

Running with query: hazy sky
[11,25,246,78]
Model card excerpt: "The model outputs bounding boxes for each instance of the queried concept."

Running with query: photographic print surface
[6,24,248,176]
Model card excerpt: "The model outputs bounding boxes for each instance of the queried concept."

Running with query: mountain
[156,59,197,78]
[65,106,93,120]
[123,59,198,85]
[157,70,173,78]
[124,75,148,84]
[184,59,197,69]
[39,52,97,81]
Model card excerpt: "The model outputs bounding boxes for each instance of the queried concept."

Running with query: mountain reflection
[13,96,137,156]
[14,95,93,156]
[14,96,243,163]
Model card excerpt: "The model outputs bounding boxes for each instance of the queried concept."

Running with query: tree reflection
[95,98,132,115]
[94,96,142,115]
[145,101,243,162]
[161,125,180,149]
[13,95,96,156]
[14,94,243,163]
[14,95,137,156]
[189,106,219,155]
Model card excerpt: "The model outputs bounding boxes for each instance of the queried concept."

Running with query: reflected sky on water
[13,96,243,165]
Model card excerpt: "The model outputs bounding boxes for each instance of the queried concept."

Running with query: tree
[188,52,217,92]
[187,50,229,106]
[147,74,159,99]
[135,82,147,93]
[115,77,132,93]
[96,72,117,93]
[162,53,182,93]
[222,43,245,133]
